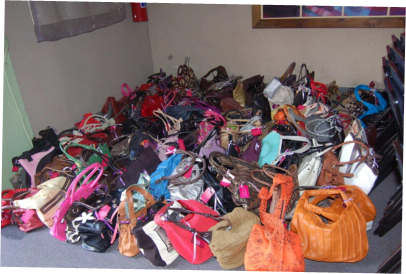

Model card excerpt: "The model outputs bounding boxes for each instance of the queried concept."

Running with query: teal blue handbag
[258,132,311,167]
[354,85,388,127]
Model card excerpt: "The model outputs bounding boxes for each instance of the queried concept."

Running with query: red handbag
[2,189,28,228]
[154,200,222,264]
[141,93,165,118]
[310,79,329,103]
[1,188,44,232]
[101,97,128,124]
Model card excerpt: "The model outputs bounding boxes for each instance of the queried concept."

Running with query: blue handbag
[165,105,204,121]
[149,153,182,200]
[354,85,388,127]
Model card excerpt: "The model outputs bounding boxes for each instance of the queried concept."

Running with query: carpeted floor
[1,171,402,272]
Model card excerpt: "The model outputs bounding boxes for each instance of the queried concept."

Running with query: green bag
[60,140,112,184]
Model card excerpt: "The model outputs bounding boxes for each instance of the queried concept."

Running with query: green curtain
[2,35,34,190]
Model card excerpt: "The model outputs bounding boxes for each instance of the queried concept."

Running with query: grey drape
[29,2,127,42]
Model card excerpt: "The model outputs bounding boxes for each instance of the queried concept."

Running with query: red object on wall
[131,3,148,22]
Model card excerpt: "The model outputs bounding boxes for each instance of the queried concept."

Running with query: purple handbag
[199,135,225,158]
[239,136,261,163]
[192,99,221,114]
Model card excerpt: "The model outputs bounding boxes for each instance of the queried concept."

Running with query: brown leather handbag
[244,173,305,272]
[220,97,244,113]
[117,186,158,257]
[290,188,369,262]
[208,152,272,211]
[34,155,74,186]
[200,66,229,91]
[316,141,369,187]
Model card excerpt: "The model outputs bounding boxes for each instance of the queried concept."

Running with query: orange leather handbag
[329,185,376,230]
[244,173,305,272]
[290,188,369,262]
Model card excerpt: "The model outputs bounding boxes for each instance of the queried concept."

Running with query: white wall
[148,3,404,88]
[4,1,154,134]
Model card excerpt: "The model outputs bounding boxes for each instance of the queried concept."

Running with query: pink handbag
[49,163,103,241]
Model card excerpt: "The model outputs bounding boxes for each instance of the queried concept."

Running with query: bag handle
[163,90,177,109]
[204,110,226,127]
[280,62,296,82]
[155,150,196,183]
[153,109,182,133]
[353,84,374,104]
[262,164,292,179]
[79,147,110,169]
[209,151,260,187]
[124,185,155,222]
[170,151,207,186]
[250,170,273,187]
[258,173,293,221]
[332,140,370,167]
[274,136,311,162]
[283,105,309,136]
[302,189,352,222]
[304,95,332,118]
[121,83,133,97]
[304,115,342,138]
[65,163,103,202]
[59,140,102,164]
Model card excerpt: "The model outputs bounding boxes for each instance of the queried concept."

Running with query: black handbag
[131,197,176,267]
[121,147,161,188]
[77,189,123,253]
[201,167,237,215]
[251,93,271,123]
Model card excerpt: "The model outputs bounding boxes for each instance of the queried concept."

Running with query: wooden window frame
[252,5,405,28]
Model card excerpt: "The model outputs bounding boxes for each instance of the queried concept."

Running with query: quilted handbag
[244,173,305,272]
[50,163,104,241]
[154,200,222,264]
[290,188,369,262]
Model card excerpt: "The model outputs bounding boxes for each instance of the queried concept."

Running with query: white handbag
[134,220,179,266]
[297,139,332,195]
[13,176,72,227]
[338,133,382,194]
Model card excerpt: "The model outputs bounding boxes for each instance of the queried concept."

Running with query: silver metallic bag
[166,153,206,201]
[263,77,282,100]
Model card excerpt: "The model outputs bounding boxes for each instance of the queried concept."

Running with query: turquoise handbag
[354,84,388,127]
[258,131,311,167]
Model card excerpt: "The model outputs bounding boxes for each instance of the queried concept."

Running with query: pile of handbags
[2,60,389,271]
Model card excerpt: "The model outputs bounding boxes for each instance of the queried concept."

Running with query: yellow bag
[233,80,245,107]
